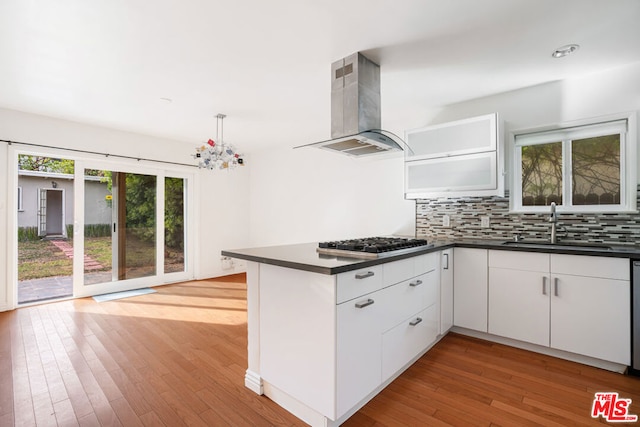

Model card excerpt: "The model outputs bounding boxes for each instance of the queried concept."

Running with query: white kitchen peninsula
[223,239,638,426]
[222,242,447,427]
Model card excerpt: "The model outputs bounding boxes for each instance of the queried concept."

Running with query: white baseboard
[244,369,263,395]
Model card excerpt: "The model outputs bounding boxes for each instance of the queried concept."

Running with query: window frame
[510,113,637,214]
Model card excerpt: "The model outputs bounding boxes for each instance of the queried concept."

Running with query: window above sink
[510,112,637,214]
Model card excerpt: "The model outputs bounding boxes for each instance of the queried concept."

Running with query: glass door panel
[164,177,185,273]
[118,172,157,280]
[84,169,157,285]
[83,169,114,285]
[17,155,75,304]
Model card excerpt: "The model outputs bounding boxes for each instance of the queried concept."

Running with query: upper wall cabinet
[404,113,504,199]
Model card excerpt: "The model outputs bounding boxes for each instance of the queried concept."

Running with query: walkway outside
[18,271,113,304]
[18,239,108,304]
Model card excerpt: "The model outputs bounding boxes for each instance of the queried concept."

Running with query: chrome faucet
[549,202,558,244]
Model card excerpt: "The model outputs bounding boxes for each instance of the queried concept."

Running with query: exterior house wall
[84,180,112,225]
[17,175,111,229]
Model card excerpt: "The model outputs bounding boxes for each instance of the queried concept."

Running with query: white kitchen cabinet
[550,274,630,364]
[488,251,550,346]
[382,305,438,380]
[549,254,630,364]
[405,152,497,195]
[487,251,630,365]
[379,266,439,382]
[404,113,504,199]
[453,248,488,332]
[258,251,442,424]
[440,249,454,334]
[405,113,497,159]
[337,290,383,416]
[379,273,435,332]
[337,252,439,416]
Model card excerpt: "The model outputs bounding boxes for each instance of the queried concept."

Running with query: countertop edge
[222,241,640,275]
[222,245,456,275]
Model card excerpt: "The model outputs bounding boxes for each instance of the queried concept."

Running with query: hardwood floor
[1,275,638,426]
[345,334,640,426]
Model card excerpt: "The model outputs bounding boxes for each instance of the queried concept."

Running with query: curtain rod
[0,138,199,168]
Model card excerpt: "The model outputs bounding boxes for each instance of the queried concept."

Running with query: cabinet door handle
[554,277,559,297]
[409,279,423,287]
[409,317,423,326]
[542,276,547,295]
[355,298,374,309]
[443,253,449,270]
[355,271,374,279]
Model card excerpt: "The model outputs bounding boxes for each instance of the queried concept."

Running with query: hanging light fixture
[194,113,245,170]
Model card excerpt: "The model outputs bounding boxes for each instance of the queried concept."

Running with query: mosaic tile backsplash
[416,187,640,246]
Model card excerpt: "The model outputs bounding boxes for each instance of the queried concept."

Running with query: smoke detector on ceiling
[552,44,580,58]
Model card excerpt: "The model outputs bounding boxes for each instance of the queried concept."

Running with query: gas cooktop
[317,237,430,259]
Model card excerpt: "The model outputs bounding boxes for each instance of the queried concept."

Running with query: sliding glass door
[12,148,194,305]
[76,160,191,297]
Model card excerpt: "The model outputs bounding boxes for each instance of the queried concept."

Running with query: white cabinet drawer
[336,265,383,304]
[550,254,629,280]
[382,305,438,381]
[489,250,549,271]
[379,271,437,332]
[384,253,437,286]
[384,258,417,286]
[414,252,438,276]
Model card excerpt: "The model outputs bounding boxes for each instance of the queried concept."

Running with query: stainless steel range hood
[296,52,405,157]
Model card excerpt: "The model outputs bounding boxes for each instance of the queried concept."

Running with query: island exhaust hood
[296,52,405,157]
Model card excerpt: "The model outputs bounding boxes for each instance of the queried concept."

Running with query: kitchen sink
[501,241,613,251]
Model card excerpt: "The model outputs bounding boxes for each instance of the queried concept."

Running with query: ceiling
[1,0,639,153]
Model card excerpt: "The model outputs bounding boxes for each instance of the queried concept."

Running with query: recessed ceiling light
[552,44,580,58]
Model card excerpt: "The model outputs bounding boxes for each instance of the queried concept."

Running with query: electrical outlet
[221,256,234,270]
[481,216,490,228]
[442,215,450,227]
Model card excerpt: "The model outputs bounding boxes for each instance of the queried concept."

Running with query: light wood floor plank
[2,274,639,426]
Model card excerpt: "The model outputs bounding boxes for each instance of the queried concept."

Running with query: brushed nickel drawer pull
[542,276,547,295]
[355,271,374,279]
[410,280,423,287]
[554,277,559,297]
[410,317,423,326]
[355,298,374,309]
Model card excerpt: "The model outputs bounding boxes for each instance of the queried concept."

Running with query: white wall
[247,146,415,247]
[196,163,251,278]
[0,108,251,311]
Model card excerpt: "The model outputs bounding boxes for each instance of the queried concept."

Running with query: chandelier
[194,113,244,170]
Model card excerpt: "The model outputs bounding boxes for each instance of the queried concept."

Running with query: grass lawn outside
[19,235,184,281]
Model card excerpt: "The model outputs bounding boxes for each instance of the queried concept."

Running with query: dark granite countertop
[222,239,640,275]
